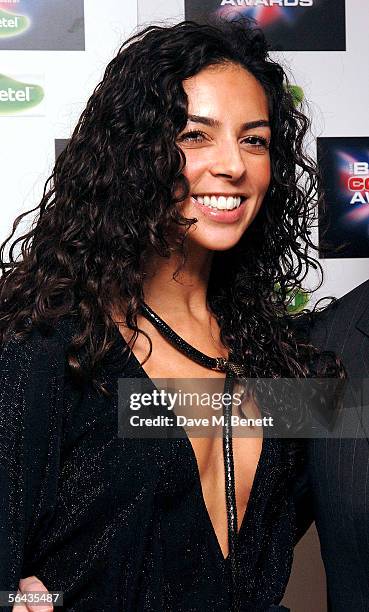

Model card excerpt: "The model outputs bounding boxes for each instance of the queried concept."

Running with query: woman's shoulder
[0,314,137,387]
[0,315,80,376]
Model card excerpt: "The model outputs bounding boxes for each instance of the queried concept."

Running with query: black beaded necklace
[140,301,246,376]
[140,301,242,610]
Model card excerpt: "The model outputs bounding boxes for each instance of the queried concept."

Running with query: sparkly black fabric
[0,316,297,611]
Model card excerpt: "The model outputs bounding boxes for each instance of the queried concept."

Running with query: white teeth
[226,196,235,210]
[218,196,227,209]
[193,195,243,210]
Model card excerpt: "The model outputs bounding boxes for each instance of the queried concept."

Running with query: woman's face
[176,62,271,251]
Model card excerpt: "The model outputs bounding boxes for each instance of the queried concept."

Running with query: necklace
[140,301,242,610]
[140,302,246,376]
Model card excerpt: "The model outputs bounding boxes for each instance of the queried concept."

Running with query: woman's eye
[243,136,270,150]
[177,131,270,149]
[177,130,207,143]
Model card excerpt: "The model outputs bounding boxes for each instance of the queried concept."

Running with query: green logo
[0,74,44,115]
[285,84,304,108]
[0,8,29,38]
[274,283,310,314]
[286,287,310,314]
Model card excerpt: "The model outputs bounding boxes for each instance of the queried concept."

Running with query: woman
[0,17,328,612]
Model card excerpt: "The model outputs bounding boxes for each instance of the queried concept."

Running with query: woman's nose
[209,140,246,181]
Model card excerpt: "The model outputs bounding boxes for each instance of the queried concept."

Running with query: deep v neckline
[113,325,266,564]
[193,434,266,564]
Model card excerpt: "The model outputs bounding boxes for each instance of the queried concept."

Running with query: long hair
[0,18,341,398]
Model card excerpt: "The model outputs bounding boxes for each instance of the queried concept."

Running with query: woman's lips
[190,196,247,223]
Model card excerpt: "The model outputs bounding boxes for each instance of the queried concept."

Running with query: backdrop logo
[286,84,304,108]
[347,162,369,205]
[318,137,369,259]
[218,0,314,29]
[274,283,309,313]
[185,0,346,51]
[286,287,309,314]
[0,7,29,37]
[220,0,313,7]
[0,0,84,50]
[0,73,44,115]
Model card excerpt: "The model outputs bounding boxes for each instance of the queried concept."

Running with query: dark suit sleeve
[0,330,65,595]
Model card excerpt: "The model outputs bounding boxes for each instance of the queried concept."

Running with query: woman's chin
[186,228,243,252]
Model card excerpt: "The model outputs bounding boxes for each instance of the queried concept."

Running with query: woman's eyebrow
[187,114,270,130]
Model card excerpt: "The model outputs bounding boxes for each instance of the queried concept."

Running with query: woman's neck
[142,245,214,324]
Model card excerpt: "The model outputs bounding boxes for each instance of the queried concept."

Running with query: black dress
[0,316,296,611]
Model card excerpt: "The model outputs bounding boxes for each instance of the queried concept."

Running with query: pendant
[215,357,245,377]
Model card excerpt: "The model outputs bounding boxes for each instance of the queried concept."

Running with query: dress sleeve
[0,329,65,593]
[293,463,314,543]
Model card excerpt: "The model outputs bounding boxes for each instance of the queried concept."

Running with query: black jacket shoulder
[309,279,369,352]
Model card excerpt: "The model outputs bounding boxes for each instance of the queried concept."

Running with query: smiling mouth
[192,194,246,211]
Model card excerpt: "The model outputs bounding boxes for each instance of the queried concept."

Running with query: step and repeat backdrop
[1,0,137,246]
[1,1,368,610]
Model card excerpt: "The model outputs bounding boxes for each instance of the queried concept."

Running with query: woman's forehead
[183,64,269,122]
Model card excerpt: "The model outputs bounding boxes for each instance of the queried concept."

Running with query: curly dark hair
[0,17,342,398]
